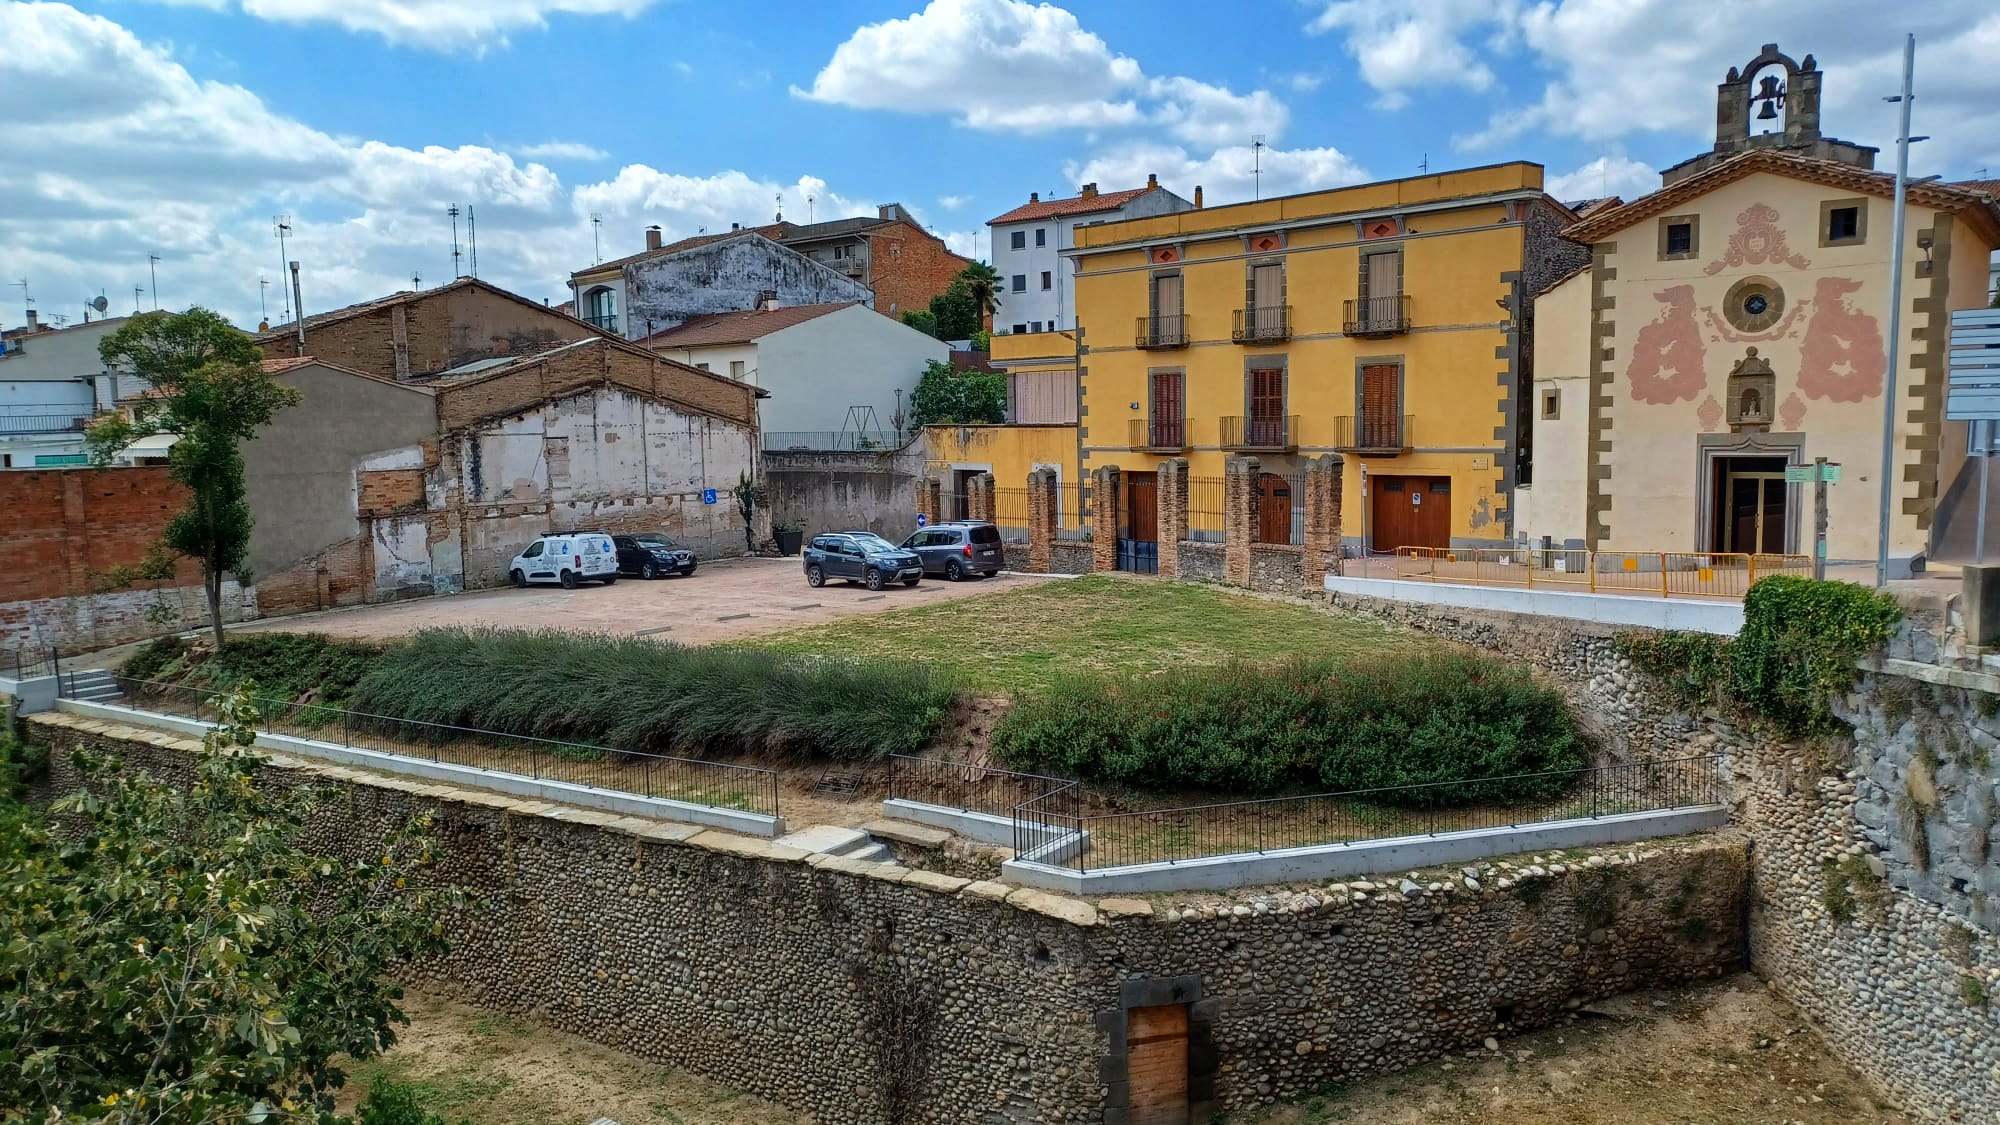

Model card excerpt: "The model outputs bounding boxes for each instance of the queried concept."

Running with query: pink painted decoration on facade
[1798,277,1886,402]
[1697,395,1724,432]
[1628,286,1708,404]
[1778,390,1806,430]
[1701,302,1806,344]
[1703,203,1813,276]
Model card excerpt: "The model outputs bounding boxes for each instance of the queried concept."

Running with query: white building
[641,300,948,448]
[0,312,163,468]
[986,176,1193,335]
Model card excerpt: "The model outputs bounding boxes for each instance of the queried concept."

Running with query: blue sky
[3,0,1997,330]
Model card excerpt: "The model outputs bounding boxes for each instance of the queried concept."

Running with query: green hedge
[123,631,382,705]
[991,652,1586,805]
[348,628,953,761]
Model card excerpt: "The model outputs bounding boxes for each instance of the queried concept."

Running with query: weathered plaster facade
[622,233,872,338]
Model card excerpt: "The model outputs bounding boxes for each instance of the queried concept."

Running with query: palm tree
[956,262,1002,320]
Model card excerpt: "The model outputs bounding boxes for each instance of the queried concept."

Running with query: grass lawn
[742,574,1417,694]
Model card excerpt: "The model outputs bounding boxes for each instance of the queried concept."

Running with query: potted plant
[772,519,804,557]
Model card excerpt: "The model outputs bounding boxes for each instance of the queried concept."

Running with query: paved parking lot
[229,557,1049,646]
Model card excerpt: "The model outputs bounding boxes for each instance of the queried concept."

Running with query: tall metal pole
[288,261,306,357]
[1876,33,1916,587]
[1979,420,1992,565]
[148,254,160,310]
[1813,456,1830,581]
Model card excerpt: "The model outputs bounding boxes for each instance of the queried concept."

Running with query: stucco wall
[756,305,946,435]
[763,444,923,541]
[623,236,872,337]
[1526,270,1594,548]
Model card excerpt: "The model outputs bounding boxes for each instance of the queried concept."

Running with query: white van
[508,532,619,589]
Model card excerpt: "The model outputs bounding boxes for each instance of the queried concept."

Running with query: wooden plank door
[1370,476,1410,551]
[1256,473,1291,544]
[1126,1004,1189,1125]
[1127,472,1159,543]
[1413,477,1450,549]
[1150,371,1183,448]
[1249,368,1285,446]
[1359,364,1399,449]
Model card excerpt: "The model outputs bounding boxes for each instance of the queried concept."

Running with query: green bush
[991,652,1585,805]
[350,628,954,761]
[121,633,189,683]
[354,1077,465,1125]
[122,630,382,705]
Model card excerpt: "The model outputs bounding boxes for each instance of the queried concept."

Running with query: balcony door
[1152,273,1183,322]
[1248,368,1285,447]
[1359,364,1401,450]
[1150,370,1184,448]
[1248,262,1284,337]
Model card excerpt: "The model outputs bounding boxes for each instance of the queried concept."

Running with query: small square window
[1820,198,1868,247]
[1665,223,1692,255]
[1011,323,1027,335]
[1011,274,1026,293]
[1040,271,1052,290]
[696,362,710,372]
[1035,228,1047,247]
[1540,387,1561,420]
[1010,231,1026,250]
[1657,214,1699,260]
[1031,321,1042,333]
[1828,207,1859,241]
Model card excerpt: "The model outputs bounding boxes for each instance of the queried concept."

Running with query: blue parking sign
[916,513,928,528]
[702,488,718,505]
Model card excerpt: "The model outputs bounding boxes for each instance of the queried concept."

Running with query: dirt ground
[342,978,1902,1125]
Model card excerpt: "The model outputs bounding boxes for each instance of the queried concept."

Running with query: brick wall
[437,339,756,433]
[258,283,594,380]
[1089,466,1119,572]
[867,222,974,322]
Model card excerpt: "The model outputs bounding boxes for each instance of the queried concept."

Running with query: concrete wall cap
[1007,887,1101,926]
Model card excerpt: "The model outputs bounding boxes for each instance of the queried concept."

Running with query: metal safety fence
[886,755,1075,820]
[1386,547,1813,599]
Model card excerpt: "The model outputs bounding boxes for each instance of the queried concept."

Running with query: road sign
[1786,462,1841,483]
[701,488,717,505]
[1823,462,1841,483]
[1785,465,1813,483]
[916,513,928,528]
[1947,309,2000,421]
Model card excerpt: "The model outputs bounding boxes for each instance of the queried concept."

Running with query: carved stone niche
[1727,347,1777,432]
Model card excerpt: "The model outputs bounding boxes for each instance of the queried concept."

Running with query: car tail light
[963,543,973,557]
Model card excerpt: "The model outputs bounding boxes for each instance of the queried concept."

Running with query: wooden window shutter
[1151,370,1184,445]
[1360,364,1399,448]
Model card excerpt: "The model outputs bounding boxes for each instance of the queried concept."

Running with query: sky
[3,0,1997,332]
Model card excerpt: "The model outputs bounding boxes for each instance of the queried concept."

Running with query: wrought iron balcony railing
[1342,294,1411,337]
[1128,417,1187,451]
[1134,314,1189,349]
[1331,414,1415,452]
[1220,415,1297,451]
[1232,305,1291,343]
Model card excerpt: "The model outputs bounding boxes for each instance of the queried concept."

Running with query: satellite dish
[89,295,109,313]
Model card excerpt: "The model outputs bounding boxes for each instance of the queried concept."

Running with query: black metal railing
[1128,416,1187,451]
[0,412,94,435]
[1232,305,1291,342]
[88,678,781,818]
[887,755,1074,821]
[4,645,58,680]
[1135,314,1189,349]
[1342,294,1411,336]
[1220,415,1297,451]
[1013,755,1724,873]
[1331,414,1415,452]
[583,313,620,334]
[761,430,904,452]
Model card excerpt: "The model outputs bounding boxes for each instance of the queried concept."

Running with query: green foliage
[1961,974,1990,1010]
[354,1077,466,1125]
[1617,577,1903,735]
[120,634,189,684]
[0,688,464,1123]
[992,652,1586,805]
[909,359,1007,427]
[732,471,764,554]
[969,329,991,352]
[1821,860,1858,924]
[927,287,980,341]
[89,309,302,644]
[350,628,954,761]
[123,632,382,707]
[899,309,939,338]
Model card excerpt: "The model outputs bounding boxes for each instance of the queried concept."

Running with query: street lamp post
[1875,33,1916,588]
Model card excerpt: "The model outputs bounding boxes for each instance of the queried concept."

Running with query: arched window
[583,287,618,334]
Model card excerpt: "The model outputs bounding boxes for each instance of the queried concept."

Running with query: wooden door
[1248,368,1285,446]
[1256,473,1292,544]
[1359,364,1399,449]
[1370,476,1450,551]
[1127,472,1159,543]
[1126,1004,1189,1125]
[1150,371,1184,448]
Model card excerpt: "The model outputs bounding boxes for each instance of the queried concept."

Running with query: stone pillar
[917,478,942,527]
[1025,468,1056,573]
[1090,465,1121,573]
[1223,456,1259,586]
[1156,457,1190,578]
[967,472,995,523]
[1302,453,1345,589]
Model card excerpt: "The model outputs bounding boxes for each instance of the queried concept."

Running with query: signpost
[916,513,928,529]
[701,488,718,505]
[1789,459,1841,579]
[1947,308,2000,565]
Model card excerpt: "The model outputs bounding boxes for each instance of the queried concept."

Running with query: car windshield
[850,534,898,552]
[632,534,676,548]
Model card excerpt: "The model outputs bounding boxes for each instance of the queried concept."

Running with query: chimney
[24,309,37,330]
[645,225,662,251]
[1193,185,1204,209]
[1029,192,1039,203]
[731,222,741,231]
[1080,183,1098,199]
[757,290,781,312]
[1147,173,1158,189]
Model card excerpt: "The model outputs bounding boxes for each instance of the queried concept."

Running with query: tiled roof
[253,277,600,343]
[1564,151,2000,244]
[260,356,319,375]
[988,185,1156,226]
[1953,179,2000,200]
[637,302,861,349]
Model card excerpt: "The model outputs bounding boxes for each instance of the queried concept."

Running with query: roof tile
[988,186,1157,226]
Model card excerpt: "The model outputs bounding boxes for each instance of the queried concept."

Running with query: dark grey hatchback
[901,521,1004,580]
[803,532,924,591]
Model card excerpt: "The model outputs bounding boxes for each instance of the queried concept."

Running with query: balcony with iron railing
[1134,314,1189,349]
[583,313,620,334]
[1331,414,1415,453]
[1220,414,1297,452]
[0,410,95,435]
[1342,294,1411,337]
[1128,416,1188,452]
[1232,305,1291,343]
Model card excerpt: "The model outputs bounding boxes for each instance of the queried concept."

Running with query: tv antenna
[448,205,463,278]
[133,286,144,314]
[273,216,293,322]
[467,204,478,278]
[1251,134,1267,200]
[590,213,603,263]
[147,253,161,310]
[807,193,815,222]
[259,277,270,323]
[11,279,28,322]
[1418,153,1430,175]
[775,191,783,223]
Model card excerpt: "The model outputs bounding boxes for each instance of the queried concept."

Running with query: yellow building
[928,161,1584,552]
[1524,45,2000,574]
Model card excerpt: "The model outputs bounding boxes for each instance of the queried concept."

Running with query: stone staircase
[60,669,123,704]
[774,824,895,864]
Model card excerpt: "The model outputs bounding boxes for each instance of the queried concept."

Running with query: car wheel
[511,569,526,588]
[560,569,579,590]
[681,562,698,577]
[864,568,885,591]
[806,565,825,588]
[640,561,658,580]
[944,559,964,582]
[902,577,920,587]
[602,574,617,586]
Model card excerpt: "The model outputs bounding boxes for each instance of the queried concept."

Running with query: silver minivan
[508,532,619,588]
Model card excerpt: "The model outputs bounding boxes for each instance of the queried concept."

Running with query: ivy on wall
[1617,576,1904,735]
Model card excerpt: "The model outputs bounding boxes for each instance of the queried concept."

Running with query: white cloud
[937,194,967,210]
[1306,0,1515,106]
[512,141,608,161]
[1146,77,1287,147]
[1544,154,1658,203]
[939,229,979,259]
[129,0,663,51]
[1283,72,1324,93]
[1067,142,1369,209]
[0,3,868,328]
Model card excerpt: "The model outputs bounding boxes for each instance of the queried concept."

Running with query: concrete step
[844,842,893,864]
[72,686,124,701]
[860,818,953,849]
[775,824,875,857]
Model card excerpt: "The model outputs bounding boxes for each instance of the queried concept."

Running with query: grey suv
[803,532,924,591]
[901,521,1005,580]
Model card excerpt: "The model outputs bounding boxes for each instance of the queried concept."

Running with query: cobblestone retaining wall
[32,714,1744,1125]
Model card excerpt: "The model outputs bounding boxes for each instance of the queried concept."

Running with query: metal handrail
[888,754,1075,820]
[1134,314,1189,349]
[1387,547,1814,599]
[1232,305,1291,342]
[1128,416,1187,451]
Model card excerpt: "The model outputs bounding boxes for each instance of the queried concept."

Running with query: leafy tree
[927,286,981,341]
[88,309,302,646]
[899,309,939,338]
[969,329,991,352]
[909,359,1007,427]
[955,262,1003,324]
[0,689,463,1124]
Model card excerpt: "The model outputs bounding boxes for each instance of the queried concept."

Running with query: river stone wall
[31,713,1744,1125]
[1316,586,2000,1120]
